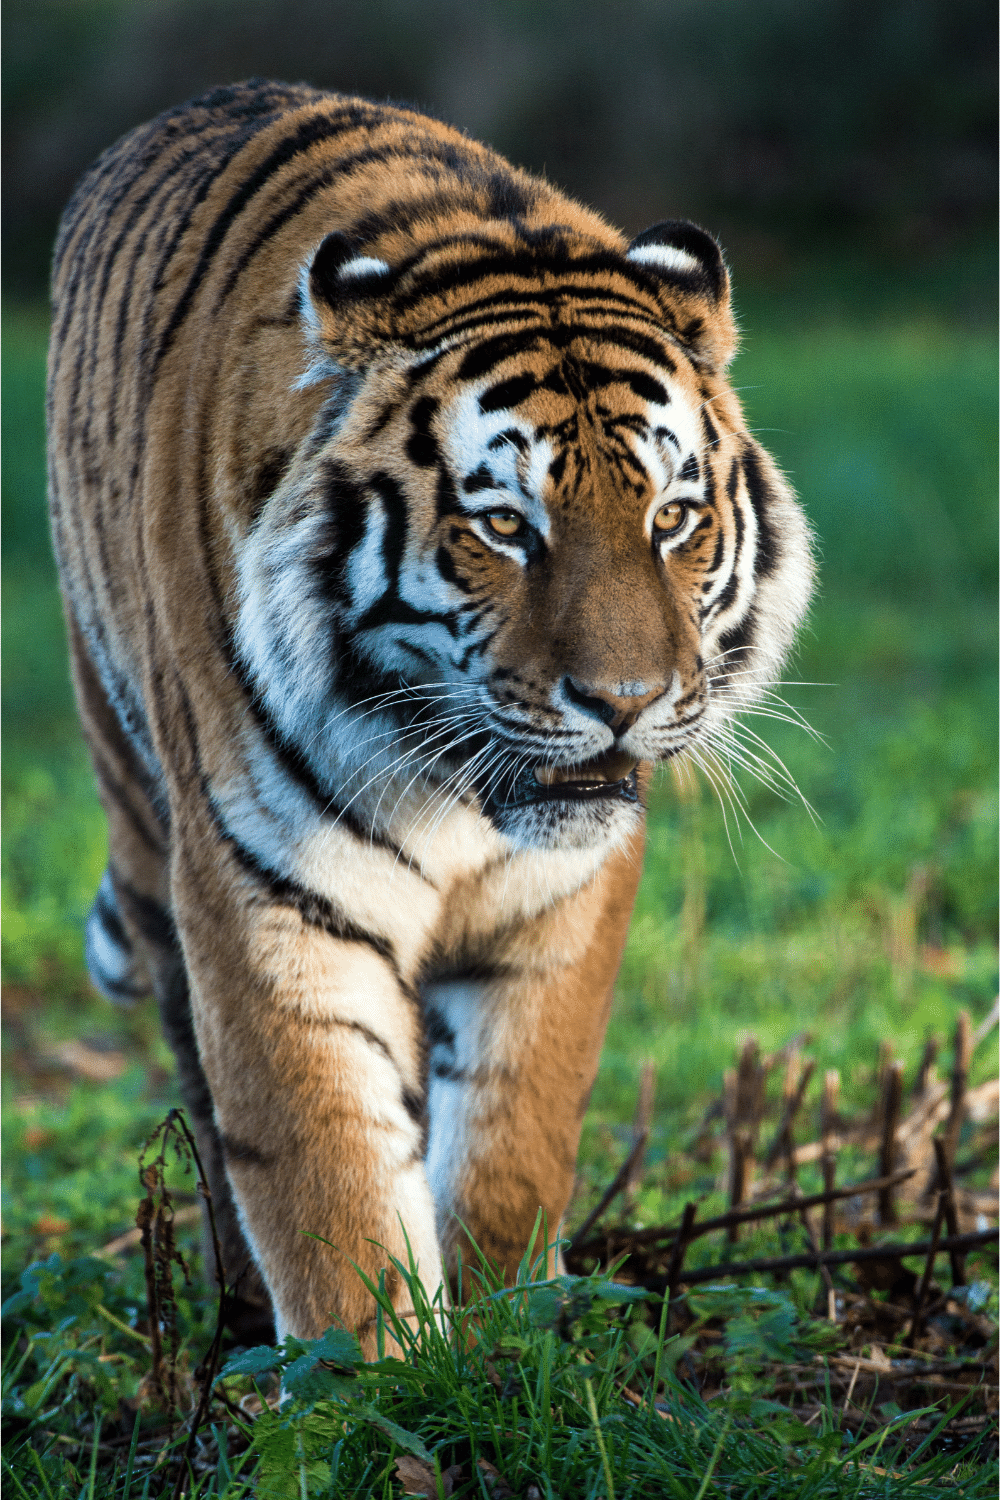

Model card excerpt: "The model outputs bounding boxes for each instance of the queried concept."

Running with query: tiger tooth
[533,751,639,788]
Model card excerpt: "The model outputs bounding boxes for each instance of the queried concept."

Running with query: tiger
[48,79,813,1351]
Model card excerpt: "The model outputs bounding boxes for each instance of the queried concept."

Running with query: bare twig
[941,1011,972,1171]
[569,1168,917,1259]
[932,1136,965,1287]
[913,1036,940,1100]
[665,1202,697,1311]
[135,1192,165,1404]
[906,1189,946,1348]
[568,1131,650,1249]
[795,1190,835,1306]
[761,1032,812,1075]
[667,1227,997,1289]
[878,1061,904,1226]
[98,1204,201,1258]
[726,1038,765,1238]
[626,1062,656,1204]
[764,1058,815,1174]
[821,1070,839,1251]
[874,1042,895,1129]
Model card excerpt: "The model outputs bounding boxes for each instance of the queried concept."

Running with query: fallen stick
[665,1202,697,1314]
[661,1227,998,1290]
[763,1058,815,1172]
[570,1167,917,1257]
[568,1130,649,1248]
[821,1070,839,1251]
[97,1204,202,1257]
[906,1185,947,1347]
[941,1010,973,1172]
[626,1062,656,1204]
[878,1060,904,1225]
[932,1136,965,1287]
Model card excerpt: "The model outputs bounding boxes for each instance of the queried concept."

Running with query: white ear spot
[338,255,392,281]
[627,243,702,276]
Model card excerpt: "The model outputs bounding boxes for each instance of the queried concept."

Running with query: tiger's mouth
[527,749,640,803]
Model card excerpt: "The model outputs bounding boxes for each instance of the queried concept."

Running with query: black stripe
[407,397,440,467]
[220,1133,272,1168]
[92,881,132,954]
[412,295,679,369]
[224,634,409,855]
[150,104,385,379]
[114,876,179,951]
[716,608,757,669]
[218,820,398,968]
[479,373,536,412]
[92,751,166,855]
[740,444,779,578]
[393,244,667,315]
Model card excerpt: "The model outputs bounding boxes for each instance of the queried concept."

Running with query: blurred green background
[2,0,997,1267]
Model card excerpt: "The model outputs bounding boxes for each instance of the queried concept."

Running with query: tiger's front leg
[170,831,442,1353]
[424,834,644,1290]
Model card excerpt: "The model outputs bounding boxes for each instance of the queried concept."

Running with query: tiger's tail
[85,870,151,1005]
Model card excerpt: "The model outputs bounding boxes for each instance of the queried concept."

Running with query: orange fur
[49,82,812,1346]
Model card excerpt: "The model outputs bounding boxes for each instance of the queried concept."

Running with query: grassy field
[2,274,997,1494]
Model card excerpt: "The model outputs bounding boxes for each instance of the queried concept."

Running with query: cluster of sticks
[566,1003,999,1318]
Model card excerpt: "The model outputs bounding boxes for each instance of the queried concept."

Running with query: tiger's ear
[626,221,736,369]
[301,232,400,370]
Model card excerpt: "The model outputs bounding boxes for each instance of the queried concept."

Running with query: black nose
[563,677,666,733]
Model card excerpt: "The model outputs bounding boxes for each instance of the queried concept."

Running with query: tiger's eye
[653,500,686,535]
[486,510,524,538]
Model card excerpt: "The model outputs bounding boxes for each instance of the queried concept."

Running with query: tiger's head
[236,221,813,854]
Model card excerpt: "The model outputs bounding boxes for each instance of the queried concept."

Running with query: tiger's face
[237,225,812,855]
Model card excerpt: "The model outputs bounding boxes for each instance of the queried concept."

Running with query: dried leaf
[394,1457,462,1496]
[477,1458,515,1498]
[394,1456,437,1496]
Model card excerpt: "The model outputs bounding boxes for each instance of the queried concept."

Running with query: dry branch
[569,1167,918,1260]
[932,1135,965,1287]
[568,1131,649,1249]
[941,1010,973,1171]
[626,1062,656,1204]
[764,1055,815,1178]
[913,1035,939,1099]
[666,1227,997,1290]
[821,1070,839,1250]
[878,1061,904,1225]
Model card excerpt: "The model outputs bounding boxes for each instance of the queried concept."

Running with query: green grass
[3,1227,993,1498]
[2,281,997,1493]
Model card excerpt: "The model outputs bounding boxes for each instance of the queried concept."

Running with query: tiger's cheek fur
[49,80,812,1343]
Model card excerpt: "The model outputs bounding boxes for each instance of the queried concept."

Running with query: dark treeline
[3,0,996,296]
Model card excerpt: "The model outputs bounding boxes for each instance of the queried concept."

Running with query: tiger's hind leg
[68,617,275,1342]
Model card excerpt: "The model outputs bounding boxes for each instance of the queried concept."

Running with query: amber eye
[485,510,525,538]
[652,500,687,536]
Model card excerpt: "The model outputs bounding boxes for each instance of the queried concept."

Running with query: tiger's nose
[563,677,666,733]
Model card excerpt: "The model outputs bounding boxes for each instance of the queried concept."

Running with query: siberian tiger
[48,80,813,1350]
